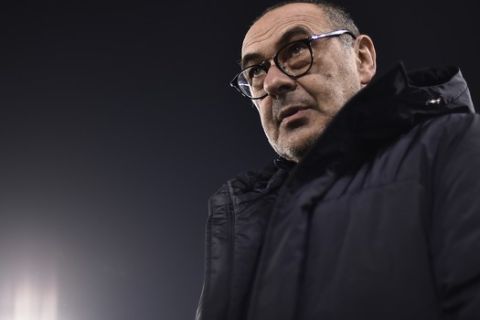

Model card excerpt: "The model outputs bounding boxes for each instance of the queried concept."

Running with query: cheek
[307,60,359,107]
[311,47,356,82]
[258,104,278,138]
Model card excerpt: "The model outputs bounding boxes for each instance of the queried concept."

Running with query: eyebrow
[240,26,311,69]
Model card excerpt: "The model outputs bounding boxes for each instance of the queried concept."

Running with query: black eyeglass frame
[230,29,356,100]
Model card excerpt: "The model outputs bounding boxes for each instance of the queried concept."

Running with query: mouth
[278,106,310,124]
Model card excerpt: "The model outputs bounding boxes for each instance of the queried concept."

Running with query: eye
[247,65,266,79]
[283,41,308,59]
[278,40,311,73]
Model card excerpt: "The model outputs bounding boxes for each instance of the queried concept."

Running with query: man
[197,1,479,320]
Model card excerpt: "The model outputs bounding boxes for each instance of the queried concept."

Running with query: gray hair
[253,1,360,46]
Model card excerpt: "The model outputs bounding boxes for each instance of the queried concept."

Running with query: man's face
[241,3,366,162]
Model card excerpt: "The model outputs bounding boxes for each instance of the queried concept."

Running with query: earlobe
[355,35,377,85]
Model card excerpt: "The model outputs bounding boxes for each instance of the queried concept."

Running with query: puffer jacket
[196,63,479,320]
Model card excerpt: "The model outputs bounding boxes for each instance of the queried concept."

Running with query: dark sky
[0,1,477,319]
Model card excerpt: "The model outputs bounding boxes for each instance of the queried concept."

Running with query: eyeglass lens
[237,40,312,99]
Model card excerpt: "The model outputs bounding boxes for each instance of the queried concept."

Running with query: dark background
[0,0,477,319]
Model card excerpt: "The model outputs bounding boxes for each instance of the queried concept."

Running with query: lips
[278,106,309,123]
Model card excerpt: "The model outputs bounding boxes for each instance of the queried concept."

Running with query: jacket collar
[283,62,475,191]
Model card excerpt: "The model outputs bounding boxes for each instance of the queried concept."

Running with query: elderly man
[196,1,479,320]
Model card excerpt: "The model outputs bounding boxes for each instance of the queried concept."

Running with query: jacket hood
[285,62,475,191]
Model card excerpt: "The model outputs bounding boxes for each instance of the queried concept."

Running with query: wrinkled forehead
[241,3,331,62]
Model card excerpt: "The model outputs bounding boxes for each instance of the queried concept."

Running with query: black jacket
[196,64,479,320]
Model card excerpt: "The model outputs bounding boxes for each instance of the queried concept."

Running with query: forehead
[241,3,330,61]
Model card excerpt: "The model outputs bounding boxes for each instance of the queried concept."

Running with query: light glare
[7,274,58,320]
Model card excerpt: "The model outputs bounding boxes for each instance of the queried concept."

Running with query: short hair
[253,1,360,46]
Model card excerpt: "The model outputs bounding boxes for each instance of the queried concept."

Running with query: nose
[263,64,296,99]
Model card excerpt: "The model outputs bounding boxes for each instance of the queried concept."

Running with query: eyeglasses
[230,29,356,100]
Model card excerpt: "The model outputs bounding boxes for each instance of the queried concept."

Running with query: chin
[276,128,323,162]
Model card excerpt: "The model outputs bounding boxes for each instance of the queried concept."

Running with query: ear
[354,35,376,86]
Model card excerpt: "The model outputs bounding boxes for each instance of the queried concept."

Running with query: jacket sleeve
[430,113,480,319]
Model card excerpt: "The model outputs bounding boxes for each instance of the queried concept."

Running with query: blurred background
[0,0,477,319]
